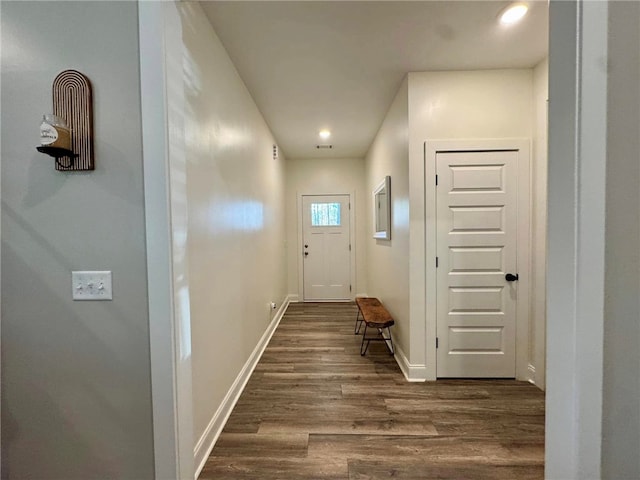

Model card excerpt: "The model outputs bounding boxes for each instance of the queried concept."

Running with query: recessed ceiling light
[499,2,529,25]
[319,129,331,140]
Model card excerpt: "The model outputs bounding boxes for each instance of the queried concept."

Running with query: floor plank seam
[199,302,545,479]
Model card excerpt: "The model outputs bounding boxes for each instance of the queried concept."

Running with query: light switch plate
[72,271,112,300]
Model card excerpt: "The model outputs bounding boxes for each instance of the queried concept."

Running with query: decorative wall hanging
[37,69,94,171]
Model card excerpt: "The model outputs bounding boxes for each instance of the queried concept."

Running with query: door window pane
[311,202,341,226]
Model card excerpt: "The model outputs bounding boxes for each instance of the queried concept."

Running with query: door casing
[297,191,356,302]
[425,139,531,381]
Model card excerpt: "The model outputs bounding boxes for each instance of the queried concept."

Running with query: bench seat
[354,297,395,356]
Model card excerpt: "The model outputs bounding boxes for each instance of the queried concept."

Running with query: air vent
[316,144,333,149]
[272,144,279,160]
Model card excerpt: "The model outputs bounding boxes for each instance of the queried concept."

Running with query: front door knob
[505,273,519,282]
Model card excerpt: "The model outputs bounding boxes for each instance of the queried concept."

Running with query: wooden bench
[354,297,395,356]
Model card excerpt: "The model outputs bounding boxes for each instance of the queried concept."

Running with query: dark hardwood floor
[199,302,545,479]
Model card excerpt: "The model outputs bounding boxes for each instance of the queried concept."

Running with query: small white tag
[40,122,58,145]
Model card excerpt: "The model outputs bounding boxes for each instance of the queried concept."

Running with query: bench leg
[360,323,370,356]
[381,326,394,355]
[360,323,394,356]
[354,308,364,334]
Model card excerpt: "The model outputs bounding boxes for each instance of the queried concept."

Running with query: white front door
[302,195,351,301]
[436,151,519,377]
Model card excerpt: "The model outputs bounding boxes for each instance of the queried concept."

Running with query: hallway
[199,302,545,479]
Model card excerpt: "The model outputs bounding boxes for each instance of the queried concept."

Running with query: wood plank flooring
[199,302,545,479]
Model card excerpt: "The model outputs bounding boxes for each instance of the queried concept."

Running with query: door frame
[138,3,194,479]
[546,2,608,477]
[297,192,356,302]
[425,139,531,381]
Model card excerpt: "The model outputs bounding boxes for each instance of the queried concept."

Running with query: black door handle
[505,273,519,282]
[304,252,309,257]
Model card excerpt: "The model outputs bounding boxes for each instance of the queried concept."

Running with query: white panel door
[302,195,351,301]
[436,151,518,377]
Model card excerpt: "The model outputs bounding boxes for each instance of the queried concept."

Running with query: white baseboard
[393,343,428,382]
[193,295,292,478]
[288,294,360,303]
[288,294,370,302]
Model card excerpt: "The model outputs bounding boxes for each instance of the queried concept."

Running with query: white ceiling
[201,1,548,159]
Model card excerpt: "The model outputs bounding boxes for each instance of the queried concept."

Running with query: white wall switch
[72,271,113,301]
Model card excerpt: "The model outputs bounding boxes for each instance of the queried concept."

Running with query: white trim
[138,3,194,479]
[546,1,608,478]
[408,136,427,375]
[393,343,428,382]
[296,194,303,299]
[514,141,532,381]
[305,299,353,303]
[297,191,357,301]
[349,193,357,300]
[193,296,292,479]
[573,2,607,474]
[288,294,300,303]
[424,138,531,381]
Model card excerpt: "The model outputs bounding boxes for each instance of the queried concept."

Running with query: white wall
[602,1,640,476]
[531,58,548,389]
[1,2,154,477]
[286,157,367,299]
[175,1,288,464]
[408,70,533,140]
[364,77,410,359]
[407,69,534,375]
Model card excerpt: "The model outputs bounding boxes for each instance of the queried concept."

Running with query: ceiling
[201,1,548,159]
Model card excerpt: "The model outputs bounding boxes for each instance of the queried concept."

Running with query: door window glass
[311,202,341,226]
